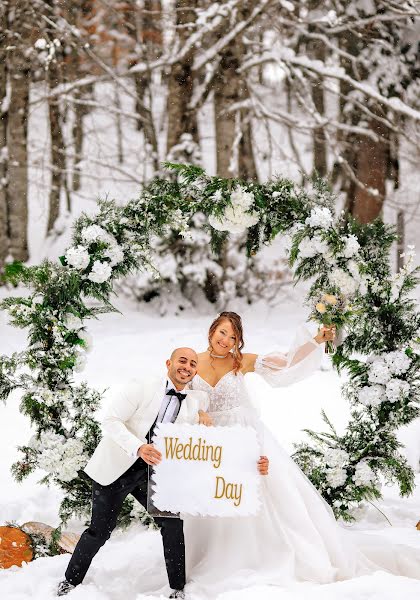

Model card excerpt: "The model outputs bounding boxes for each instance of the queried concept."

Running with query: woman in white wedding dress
[183,311,420,595]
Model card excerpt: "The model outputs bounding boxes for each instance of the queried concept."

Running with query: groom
[57,347,210,599]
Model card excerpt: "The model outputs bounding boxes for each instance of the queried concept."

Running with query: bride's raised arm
[242,326,333,387]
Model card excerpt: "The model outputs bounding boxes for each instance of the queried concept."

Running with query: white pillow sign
[150,423,262,517]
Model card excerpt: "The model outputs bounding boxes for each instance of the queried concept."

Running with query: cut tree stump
[0,526,33,568]
[22,522,80,553]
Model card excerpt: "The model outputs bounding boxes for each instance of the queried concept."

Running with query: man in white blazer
[58,347,209,599]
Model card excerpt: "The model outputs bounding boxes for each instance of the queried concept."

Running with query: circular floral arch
[1,163,419,527]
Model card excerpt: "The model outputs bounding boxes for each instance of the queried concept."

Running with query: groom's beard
[169,369,195,388]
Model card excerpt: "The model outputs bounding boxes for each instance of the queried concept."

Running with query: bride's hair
[208,311,244,374]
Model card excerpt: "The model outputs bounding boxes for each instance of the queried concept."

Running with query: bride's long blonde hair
[208,312,244,374]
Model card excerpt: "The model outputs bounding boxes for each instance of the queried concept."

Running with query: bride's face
[210,319,237,356]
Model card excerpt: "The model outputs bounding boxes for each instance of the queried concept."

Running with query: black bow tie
[167,388,187,402]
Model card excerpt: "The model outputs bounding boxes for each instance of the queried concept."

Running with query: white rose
[65,246,90,270]
[384,351,411,375]
[324,448,350,467]
[385,378,410,403]
[329,268,358,297]
[81,224,108,244]
[104,244,124,266]
[88,260,113,284]
[326,466,347,488]
[368,359,392,385]
[358,385,384,407]
[353,461,375,487]
[305,206,333,229]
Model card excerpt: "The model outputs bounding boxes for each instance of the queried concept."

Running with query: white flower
[299,234,329,258]
[329,268,358,297]
[65,246,90,270]
[368,359,392,385]
[326,466,347,488]
[104,244,124,266]
[208,186,259,234]
[78,330,93,353]
[343,235,360,258]
[358,385,384,407]
[230,186,254,211]
[74,352,87,373]
[81,224,108,244]
[384,351,411,375]
[353,461,375,487]
[57,439,86,481]
[272,191,281,198]
[324,448,350,467]
[385,379,410,403]
[31,430,64,452]
[305,206,333,229]
[88,260,112,283]
[209,206,259,234]
[65,313,84,331]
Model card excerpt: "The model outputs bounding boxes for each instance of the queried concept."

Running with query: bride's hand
[198,410,213,426]
[314,325,336,345]
[258,456,269,476]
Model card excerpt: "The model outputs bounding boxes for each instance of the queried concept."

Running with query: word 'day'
[151,423,261,517]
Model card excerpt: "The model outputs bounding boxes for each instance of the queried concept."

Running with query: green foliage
[0,163,419,527]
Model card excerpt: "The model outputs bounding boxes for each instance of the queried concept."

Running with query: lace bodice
[192,371,246,413]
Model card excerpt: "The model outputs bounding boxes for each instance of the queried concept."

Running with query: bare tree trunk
[214,39,258,180]
[308,37,327,176]
[125,0,161,170]
[337,30,389,223]
[66,0,93,194]
[166,0,198,154]
[7,0,30,262]
[347,114,388,223]
[72,89,86,192]
[0,2,9,268]
[396,210,405,272]
[47,62,66,233]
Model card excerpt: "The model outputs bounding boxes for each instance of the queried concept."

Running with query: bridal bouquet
[310,293,354,354]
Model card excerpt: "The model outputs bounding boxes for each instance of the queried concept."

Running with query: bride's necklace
[209,351,229,359]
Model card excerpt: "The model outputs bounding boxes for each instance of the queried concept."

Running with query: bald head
[170,347,198,361]
[166,347,198,390]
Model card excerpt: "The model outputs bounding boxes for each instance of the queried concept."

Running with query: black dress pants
[65,459,185,590]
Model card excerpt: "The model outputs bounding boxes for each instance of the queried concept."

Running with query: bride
[183,311,420,595]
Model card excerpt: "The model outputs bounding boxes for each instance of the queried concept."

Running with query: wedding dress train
[183,328,420,595]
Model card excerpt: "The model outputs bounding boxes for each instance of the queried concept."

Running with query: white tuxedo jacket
[84,376,208,486]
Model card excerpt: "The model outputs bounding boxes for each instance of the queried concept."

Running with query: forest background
[1,0,419,310]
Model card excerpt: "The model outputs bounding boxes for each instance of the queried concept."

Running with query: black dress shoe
[57,580,76,596]
[169,590,185,599]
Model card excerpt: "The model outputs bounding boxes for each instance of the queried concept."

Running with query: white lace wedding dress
[183,328,420,595]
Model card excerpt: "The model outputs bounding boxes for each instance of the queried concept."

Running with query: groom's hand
[258,456,269,476]
[138,443,162,465]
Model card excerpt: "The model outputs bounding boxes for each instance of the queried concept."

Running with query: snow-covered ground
[2,296,420,599]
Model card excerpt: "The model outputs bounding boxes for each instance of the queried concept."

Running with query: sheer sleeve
[254,325,322,387]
